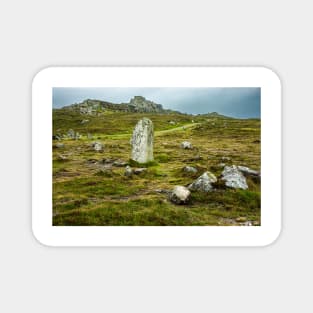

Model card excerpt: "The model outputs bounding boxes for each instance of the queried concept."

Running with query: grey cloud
[53,87,260,118]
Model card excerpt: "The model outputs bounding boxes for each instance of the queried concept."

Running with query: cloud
[53,87,260,118]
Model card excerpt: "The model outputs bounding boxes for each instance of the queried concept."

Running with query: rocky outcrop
[129,96,163,113]
[62,97,166,114]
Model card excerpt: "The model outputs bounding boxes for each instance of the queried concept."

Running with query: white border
[32,67,281,247]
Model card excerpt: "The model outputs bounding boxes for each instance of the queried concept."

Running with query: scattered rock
[97,168,113,177]
[53,135,61,140]
[113,160,127,167]
[101,158,115,164]
[55,143,64,148]
[183,166,198,174]
[218,163,226,168]
[239,221,253,226]
[155,189,170,194]
[133,168,147,175]
[221,156,231,162]
[221,165,248,190]
[57,153,67,161]
[92,141,103,151]
[181,141,193,149]
[81,119,89,124]
[188,171,217,192]
[67,129,75,139]
[187,155,202,161]
[236,217,247,223]
[74,132,81,140]
[169,186,191,204]
[86,158,98,164]
[124,165,133,177]
[130,118,154,163]
[169,121,176,125]
[237,166,260,177]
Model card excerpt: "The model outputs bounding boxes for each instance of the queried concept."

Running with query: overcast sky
[53,87,260,118]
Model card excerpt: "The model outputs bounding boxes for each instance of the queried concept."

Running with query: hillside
[53,99,261,226]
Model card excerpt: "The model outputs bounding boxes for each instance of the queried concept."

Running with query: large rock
[169,186,191,204]
[188,171,217,192]
[221,165,248,189]
[130,118,154,163]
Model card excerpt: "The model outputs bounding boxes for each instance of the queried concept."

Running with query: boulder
[92,141,103,151]
[221,165,248,189]
[55,143,64,148]
[188,171,217,192]
[133,168,147,175]
[183,166,198,174]
[237,166,260,177]
[130,118,154,163]
[169,186,191,204]
[181,141,193,149]
[113,160,127,167]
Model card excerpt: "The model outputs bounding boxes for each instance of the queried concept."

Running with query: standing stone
[130,118,154,163]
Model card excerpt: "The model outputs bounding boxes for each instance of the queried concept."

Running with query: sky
[53,87,260,118]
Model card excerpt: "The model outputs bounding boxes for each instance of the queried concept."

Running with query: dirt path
[102,122,200,140]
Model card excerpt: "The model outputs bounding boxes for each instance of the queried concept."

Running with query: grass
[53,108,261,226]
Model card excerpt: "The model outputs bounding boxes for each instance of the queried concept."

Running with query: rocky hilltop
[61,96,172,115]
[127,96,163,113]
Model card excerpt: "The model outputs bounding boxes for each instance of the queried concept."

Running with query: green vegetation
[53,107,260,226]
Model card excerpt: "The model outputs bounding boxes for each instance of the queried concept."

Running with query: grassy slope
[53,109,261,226]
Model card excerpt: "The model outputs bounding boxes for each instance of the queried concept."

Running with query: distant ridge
[60,96,180,115]
[57,96,238,119]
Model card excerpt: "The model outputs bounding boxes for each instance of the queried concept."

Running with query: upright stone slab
[130,118,154,163]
